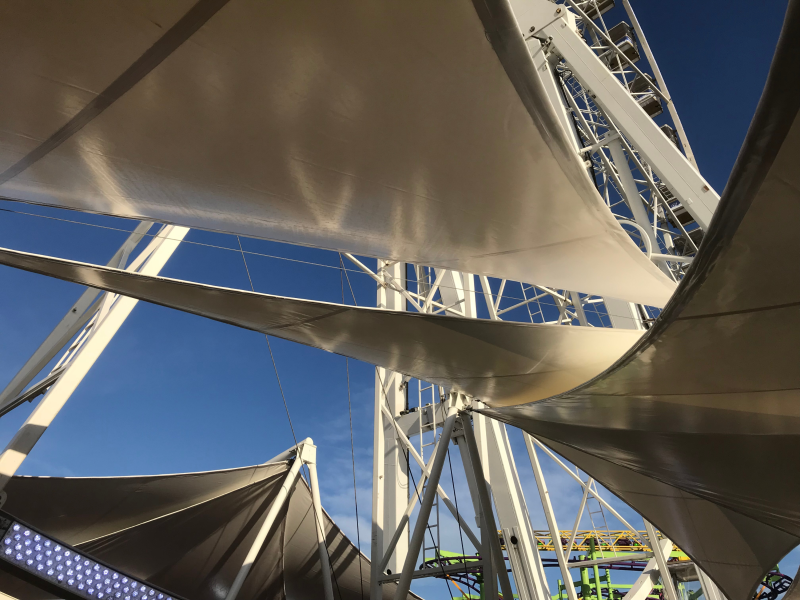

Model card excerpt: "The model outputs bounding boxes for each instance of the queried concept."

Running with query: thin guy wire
[340,253,359,306]
[0,204,547,305]
[237,235,298,446]
[0,205,359,274]
[236,237,344,600]
[340,256,365,600]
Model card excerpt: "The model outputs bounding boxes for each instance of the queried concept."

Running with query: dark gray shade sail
[0,246,642,408]
[0,0,675,306]
[0,462,412,600]
[486,3,800,598]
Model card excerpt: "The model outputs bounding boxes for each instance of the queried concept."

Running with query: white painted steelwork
[0,225,187,491]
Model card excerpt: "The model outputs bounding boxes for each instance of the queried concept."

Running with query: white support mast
[371,259,408,598]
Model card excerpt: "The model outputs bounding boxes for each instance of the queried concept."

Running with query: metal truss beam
[511,0,719,228]
[0,221,154,414]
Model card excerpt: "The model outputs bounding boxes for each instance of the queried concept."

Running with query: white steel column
[461,414,515,600]
[697,569,727,600]
[607,140,661,255]
[379,444,440,574]
[371,376,386,600]
[379,404,480,550]
[524,434,579,600]
[483,415,549,600]
[568,291,589,326]
[373,259,408,597]
[0,225,188,491]
[471,411,498,598]
[0,221,154,412]
[435,270,477,319]
[529,41,582,151]
[565,476,592,553]
[455,430,498,598]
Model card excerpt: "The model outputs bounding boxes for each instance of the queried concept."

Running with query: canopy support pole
[306,444,335,600]
[226,439,334,600]
[225,444,306,600]
[0,225,187,493]
[524,433,579,600]
[461,412,515,600]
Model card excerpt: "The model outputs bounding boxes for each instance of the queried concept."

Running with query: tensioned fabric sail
[0,0,675,306]
[0,246,643,408]
[487,4,800,599]
[0,461,413,600]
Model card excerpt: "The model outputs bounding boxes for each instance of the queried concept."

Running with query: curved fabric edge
[0,246,642,407]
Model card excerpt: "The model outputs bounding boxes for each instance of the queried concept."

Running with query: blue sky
[0,1,791,598]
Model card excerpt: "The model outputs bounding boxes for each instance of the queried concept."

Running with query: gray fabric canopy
[0,0,674,306]
[0,246,642,408]
[0,461,411,600]
[487,3,800,598]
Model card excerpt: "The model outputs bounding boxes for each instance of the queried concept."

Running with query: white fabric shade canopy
[0,0,675,306]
